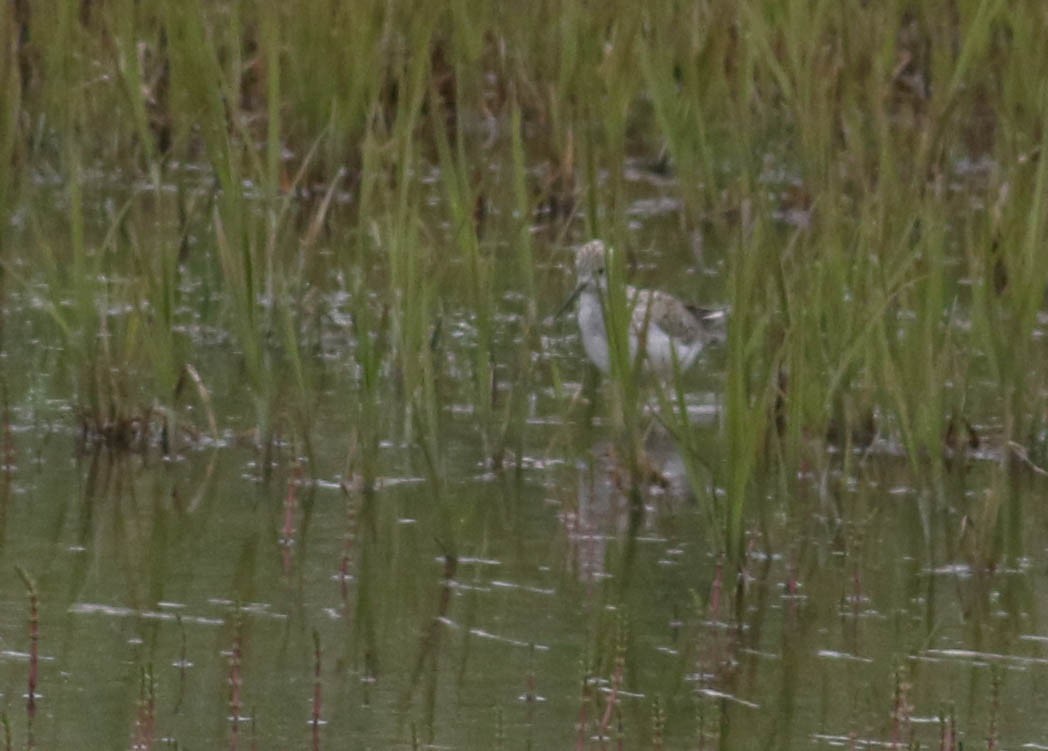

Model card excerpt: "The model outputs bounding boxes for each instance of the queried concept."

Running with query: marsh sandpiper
[557,239,726,377]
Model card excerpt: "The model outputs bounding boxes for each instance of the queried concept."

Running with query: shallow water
[3,416,1048,748]
[2,170,1048,750]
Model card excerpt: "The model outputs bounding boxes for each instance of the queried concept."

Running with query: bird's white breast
[576,290,611,373]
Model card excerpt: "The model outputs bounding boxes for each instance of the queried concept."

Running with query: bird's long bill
[553,283,585,320]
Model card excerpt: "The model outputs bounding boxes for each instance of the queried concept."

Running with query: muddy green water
[1,179,1047,750]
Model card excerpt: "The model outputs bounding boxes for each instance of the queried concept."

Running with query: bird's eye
[597,267,605,275]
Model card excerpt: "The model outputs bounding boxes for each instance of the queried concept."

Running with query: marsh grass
[4,0,1048,582]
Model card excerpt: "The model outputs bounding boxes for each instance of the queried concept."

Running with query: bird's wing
[629,288,707,343]
[684,304,728,322]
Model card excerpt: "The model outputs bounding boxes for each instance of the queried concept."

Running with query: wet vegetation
[1,0,1048,747]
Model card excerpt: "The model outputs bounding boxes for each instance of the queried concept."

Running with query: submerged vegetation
[1,0,1047,747]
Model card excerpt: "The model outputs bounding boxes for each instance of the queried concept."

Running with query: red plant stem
[575,676,589,751]
[15,567,38,719]
[890,669,913,750]
[146,672,156,749]
[133,667,156,750]
[652,698,664,751]
[175,615,188,713]
[786,558,800,620]
[312,630,323,751]
[525,669,536,703]
[229,615,242,751]
[3,401,15,477]
[709,557,724,620]
[339,481,358,606]
[27,593,37,717]
[598,650,624,736]
[890,684,902,749]
[988,670,1000,751]
[338,552,351,601]
[281,465,302,542]
[786,558,799,596]
[281,465,303,574]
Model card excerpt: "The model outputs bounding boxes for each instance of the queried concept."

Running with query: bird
[556,239,726,377]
